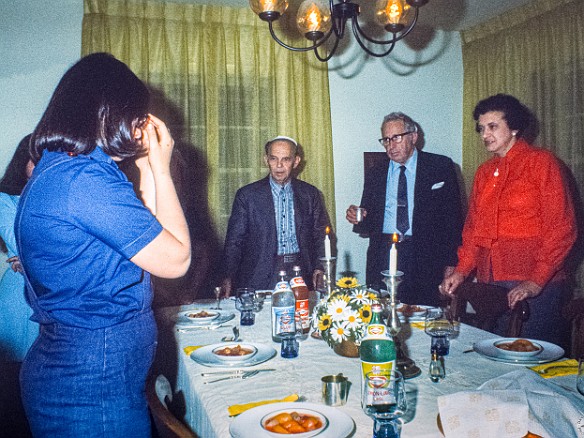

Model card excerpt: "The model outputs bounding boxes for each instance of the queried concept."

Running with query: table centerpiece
[313,277,379,357]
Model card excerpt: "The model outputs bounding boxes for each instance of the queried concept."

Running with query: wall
[0,0,463,287]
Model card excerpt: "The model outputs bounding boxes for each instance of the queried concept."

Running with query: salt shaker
[429,351,445,382]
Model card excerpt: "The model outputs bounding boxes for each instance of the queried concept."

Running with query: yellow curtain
[82,0,335,242]
[461,0,584,293]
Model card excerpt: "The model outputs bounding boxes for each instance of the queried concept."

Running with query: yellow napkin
[227,394,299,416]
[529,359,578,378]
[410,321,425,330]
[183,345,205,355]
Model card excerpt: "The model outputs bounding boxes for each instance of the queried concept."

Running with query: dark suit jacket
[223,176,331,290]
[354,151,463,305]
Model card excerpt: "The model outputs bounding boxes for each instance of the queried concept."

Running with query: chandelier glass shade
[249,0,429,62]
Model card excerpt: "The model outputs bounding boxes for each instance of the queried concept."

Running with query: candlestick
[324,226,332,260]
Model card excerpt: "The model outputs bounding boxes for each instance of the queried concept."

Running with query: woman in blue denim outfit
[14,53,191,437]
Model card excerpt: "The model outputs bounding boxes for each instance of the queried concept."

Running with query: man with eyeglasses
[346,112,463,306]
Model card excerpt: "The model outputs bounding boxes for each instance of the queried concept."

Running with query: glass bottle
[290,265,310,336]
[429,351,445,383]
[271,270,296,342]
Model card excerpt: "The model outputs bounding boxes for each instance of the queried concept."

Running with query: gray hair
[381,112,418,133]
[264,135,299,156]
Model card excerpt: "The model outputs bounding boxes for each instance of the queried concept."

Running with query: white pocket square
[431,181,445,190]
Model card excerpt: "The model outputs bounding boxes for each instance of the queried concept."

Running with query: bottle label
[289,277,307,288]
[274,281,292,292]
[361,360,394,378]
[272,306,295,335]
[363,373,397,408]
[364,324,388,338]
[295,299,310,330]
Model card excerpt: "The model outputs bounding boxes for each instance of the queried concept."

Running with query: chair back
[450,282,529,337]
[146,374,197,438]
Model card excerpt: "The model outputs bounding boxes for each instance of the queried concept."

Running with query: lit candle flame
[326,225,330,235]
[392,232,399,243]
[305,4,322,31]
[385,0,402,24]
[261,0,275,11]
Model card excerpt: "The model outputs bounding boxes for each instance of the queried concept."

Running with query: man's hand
[439,271,465,296]
[507,281,542,309]
[346,205,366,225]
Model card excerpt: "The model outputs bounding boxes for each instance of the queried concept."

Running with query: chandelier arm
[267,21,333,52]
[351,23,398,57]
[313,34,342,62]
[351,7,419,46]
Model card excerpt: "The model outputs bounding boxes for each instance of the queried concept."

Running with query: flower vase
[333,340,360,358]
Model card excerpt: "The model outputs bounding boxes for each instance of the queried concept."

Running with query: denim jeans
[20,311,157,437]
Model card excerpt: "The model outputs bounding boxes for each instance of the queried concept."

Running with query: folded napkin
[529,359,578,378]
[410,321,425,330]
[183,345,205,355]
[227,394,299,417]
[438,389,529,438]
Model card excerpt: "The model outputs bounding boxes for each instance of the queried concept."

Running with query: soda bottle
[290,265,310,336]
[360,303,396,384]
[271,270,296,342]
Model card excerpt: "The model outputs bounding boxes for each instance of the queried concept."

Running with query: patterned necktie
[396,165,409,235]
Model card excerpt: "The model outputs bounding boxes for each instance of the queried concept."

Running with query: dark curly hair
[0,134,33,196]
[30,53,149,163]
[473,94,532,139]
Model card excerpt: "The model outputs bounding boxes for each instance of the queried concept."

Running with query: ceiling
[166,0,534,31]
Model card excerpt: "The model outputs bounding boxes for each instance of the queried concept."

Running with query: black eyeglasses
[378,131,414,146]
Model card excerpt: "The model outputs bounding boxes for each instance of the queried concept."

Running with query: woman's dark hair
[30,52,149,162]
[0,134,33,196]
[473,94,532,138]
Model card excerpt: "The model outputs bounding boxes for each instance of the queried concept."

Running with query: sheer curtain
[461,0,584,294]
[82,0,335,298]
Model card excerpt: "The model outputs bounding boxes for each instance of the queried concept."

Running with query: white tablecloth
[154,300,579,438]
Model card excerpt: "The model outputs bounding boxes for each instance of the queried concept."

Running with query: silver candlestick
[319,257,336,299]
[381,270,421,379]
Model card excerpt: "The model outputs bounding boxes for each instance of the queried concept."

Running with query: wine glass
[424,308,453,356]
[362,370,407,438]
[235,288,256,326]
[211,286,222,310]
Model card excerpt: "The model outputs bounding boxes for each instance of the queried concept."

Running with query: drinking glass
[424,308,453,356]
[362,370,407,438]
[235,288,256,326]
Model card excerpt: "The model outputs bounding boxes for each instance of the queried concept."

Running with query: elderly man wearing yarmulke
[221,136,333,297]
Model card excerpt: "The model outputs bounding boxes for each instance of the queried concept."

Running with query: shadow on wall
[121,87,224,307]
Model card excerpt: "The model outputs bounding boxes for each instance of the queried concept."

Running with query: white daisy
[344,308,362,331]
[328,297,348,322]
[330,321,349,343]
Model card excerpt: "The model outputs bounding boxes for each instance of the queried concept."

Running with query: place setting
[471,337,564,365]
[190,341,277,368]
[174,307,236,330]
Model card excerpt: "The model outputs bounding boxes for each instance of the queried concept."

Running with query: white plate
[473,338,564,365]
[175,309,235,328]
[191,342,276,367]
[181,309,220,322]
[211,343,258,362]
[396,305,436,322]
[230,402,355,438]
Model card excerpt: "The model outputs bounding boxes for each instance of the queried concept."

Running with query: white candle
[324,226,332,260]
[389,242,397,276]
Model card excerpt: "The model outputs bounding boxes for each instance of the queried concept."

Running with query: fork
[204,370,260,384]
[533,364,578,375]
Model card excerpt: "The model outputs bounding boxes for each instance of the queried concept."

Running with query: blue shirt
[269,176,300,255]
[15,148,163,329]
[383,149,417,236]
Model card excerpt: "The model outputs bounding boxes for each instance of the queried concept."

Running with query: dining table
[154,298,582,438]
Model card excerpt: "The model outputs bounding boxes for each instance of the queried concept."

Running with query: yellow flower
[359,305,373,324]
[318,314,332,331]
[336,277,358,289]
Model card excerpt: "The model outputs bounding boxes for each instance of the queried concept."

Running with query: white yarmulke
[269,135,298,146]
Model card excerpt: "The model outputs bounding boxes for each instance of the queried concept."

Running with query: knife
[201,368,275,377]
[176,324,232,332]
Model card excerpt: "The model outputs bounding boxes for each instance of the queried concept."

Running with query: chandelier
[249,0,430,62]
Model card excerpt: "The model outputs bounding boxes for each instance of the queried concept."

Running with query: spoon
[221,326,241,342]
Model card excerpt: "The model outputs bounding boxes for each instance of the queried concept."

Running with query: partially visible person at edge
[15,52,191,437]
[0,134,38,363]
[347,112,463,306]
[440,94,577,348]
[221,136,332,297]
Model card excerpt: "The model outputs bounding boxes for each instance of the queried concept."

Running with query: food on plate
[186,310,217,319]
[496,338,540,352]
[397,304,425,316]
[263,411,323,434]
[213,344,254,357]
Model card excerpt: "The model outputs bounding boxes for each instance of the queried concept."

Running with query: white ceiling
[166,0,533,31]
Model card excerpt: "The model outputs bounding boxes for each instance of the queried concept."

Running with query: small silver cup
[321,374,349,406]
[355,207,364,223]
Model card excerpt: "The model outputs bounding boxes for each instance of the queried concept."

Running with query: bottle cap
[371,303,382,312]
[278,270,287,276]
[292,265,301,272]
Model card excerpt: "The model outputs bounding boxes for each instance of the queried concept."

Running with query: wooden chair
[450,282,530,337]
[146,374,197,438]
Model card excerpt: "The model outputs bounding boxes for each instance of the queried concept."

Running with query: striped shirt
[270,177,300,255]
